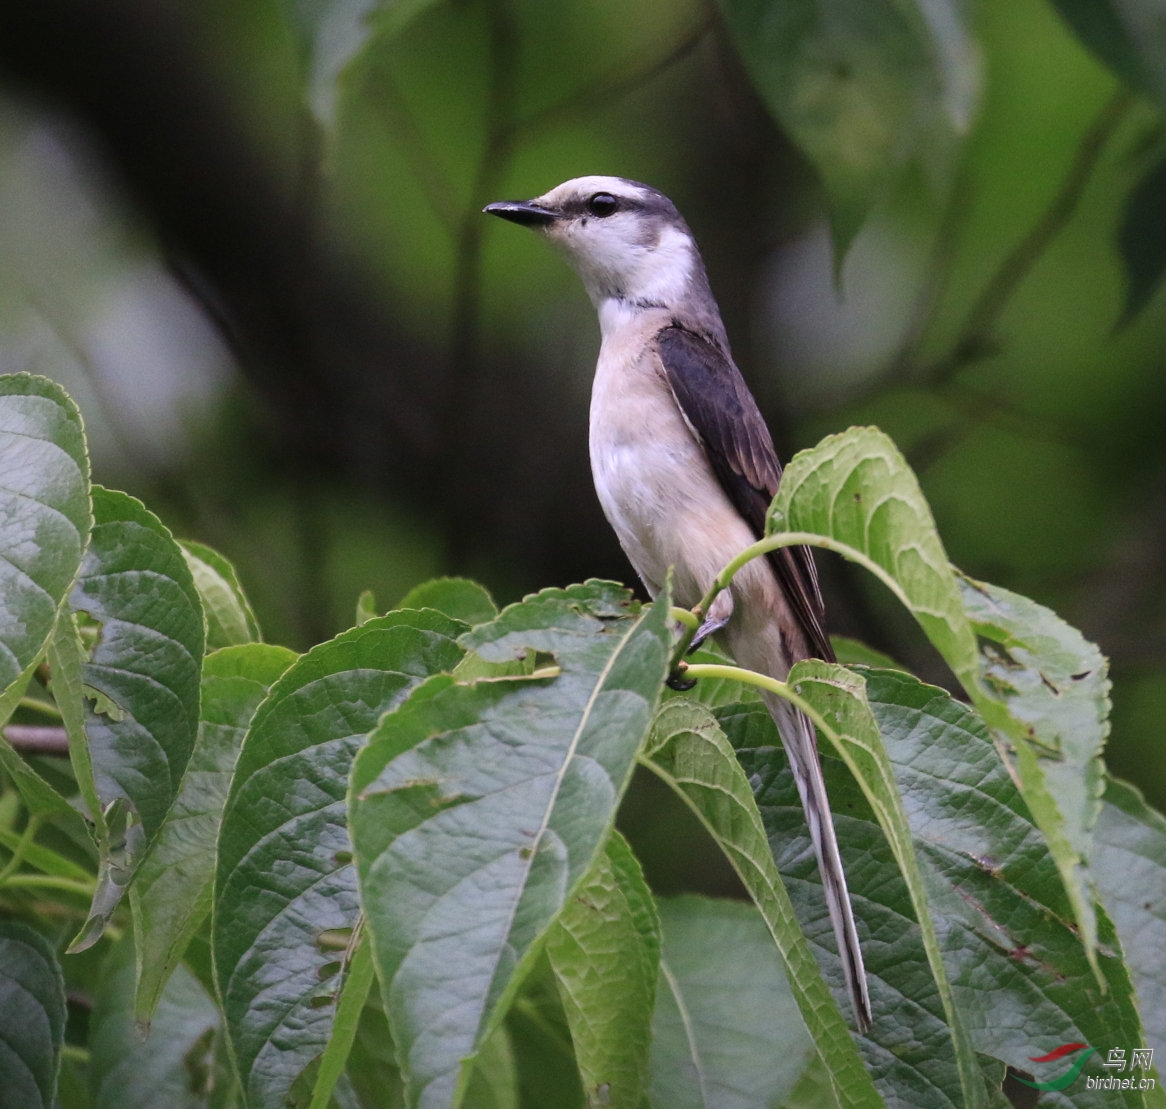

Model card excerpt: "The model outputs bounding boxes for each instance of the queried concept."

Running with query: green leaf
[788,660,984,1109]
[397,576,498,626]
[133,643,297,1024]
[67,487,206,950]
[726,668,1147,1105]
[0,373,90,813]
[648,896,814,1109]
[642,699,879,1109]
[350,581,671,1109]
[1093,777,1166,1050]
[769,427,1104,973]
[180,540,262,649]
[769,427,979,690]
[0,921,66,1109]
[0,373,90,694]
[716,0,979,255]
[1049,0,1166,103]
[90,933,223,1109]
[958,573,1108,977]
[214,609,466,1109]
[545,830,659,1109]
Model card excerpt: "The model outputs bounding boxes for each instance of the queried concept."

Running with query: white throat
[586,223,696,340]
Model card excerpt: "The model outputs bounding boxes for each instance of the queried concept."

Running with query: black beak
[483,200,556,227]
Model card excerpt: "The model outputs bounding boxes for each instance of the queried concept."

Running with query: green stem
[682,663,833,738]
[668,606,701,631]
[669,529,913,674]
[0,815,43,885]
[17,697,63,721]
[0,874,94,897]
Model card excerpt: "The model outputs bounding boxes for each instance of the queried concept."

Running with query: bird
[483,175,871,1030]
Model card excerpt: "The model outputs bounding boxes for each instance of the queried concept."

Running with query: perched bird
[484,176,871,1030]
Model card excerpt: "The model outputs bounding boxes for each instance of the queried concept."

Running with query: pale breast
[588,324,759,608]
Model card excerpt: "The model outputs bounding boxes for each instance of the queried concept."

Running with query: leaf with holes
[725,666,1146,1106]
[959,573,1109,978]
[769,426,1105,974]
[350,581,671,1109]
[214,609,466,1108]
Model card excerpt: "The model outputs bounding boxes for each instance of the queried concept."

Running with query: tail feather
[766,692,872,1031]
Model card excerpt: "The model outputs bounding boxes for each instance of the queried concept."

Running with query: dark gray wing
[656,324,834,663]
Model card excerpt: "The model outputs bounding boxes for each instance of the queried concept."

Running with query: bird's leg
[668,593,733,690]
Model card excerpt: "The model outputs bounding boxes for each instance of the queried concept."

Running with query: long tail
[764,691,872,1031]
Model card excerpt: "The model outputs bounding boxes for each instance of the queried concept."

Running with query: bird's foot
[688,612,730,654]
[666,663,697,692]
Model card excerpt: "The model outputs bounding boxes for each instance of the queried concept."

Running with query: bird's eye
[587,192,619,217]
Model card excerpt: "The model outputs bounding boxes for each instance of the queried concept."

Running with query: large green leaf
[0,921,66,1109]
[0,373,90,814]
[545,830,659,1109]
[1093,777,1166,1050]
[725,667,1147,1106]
[648,896,814,1109]
[214,609,465,1108]
[65,487,205,951]
[769,427,978,689]
[0,373,90,694]
[350,581,671,1109]
[768,426,1106,972]
[133,643,298,1024]
[90,933,224,1109]
[642,699,879,1109]
[958,573,1109,977]
[716,0,979,253]
[788,660,984,1109]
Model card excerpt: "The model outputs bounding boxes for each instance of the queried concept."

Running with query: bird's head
[484,176,702,313]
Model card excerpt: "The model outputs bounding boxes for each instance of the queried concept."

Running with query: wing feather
[655,324,834,662]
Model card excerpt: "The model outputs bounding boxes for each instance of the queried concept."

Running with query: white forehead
[534,175,656,207]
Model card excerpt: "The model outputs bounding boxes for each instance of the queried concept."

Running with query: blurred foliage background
[0,0,1163,810]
